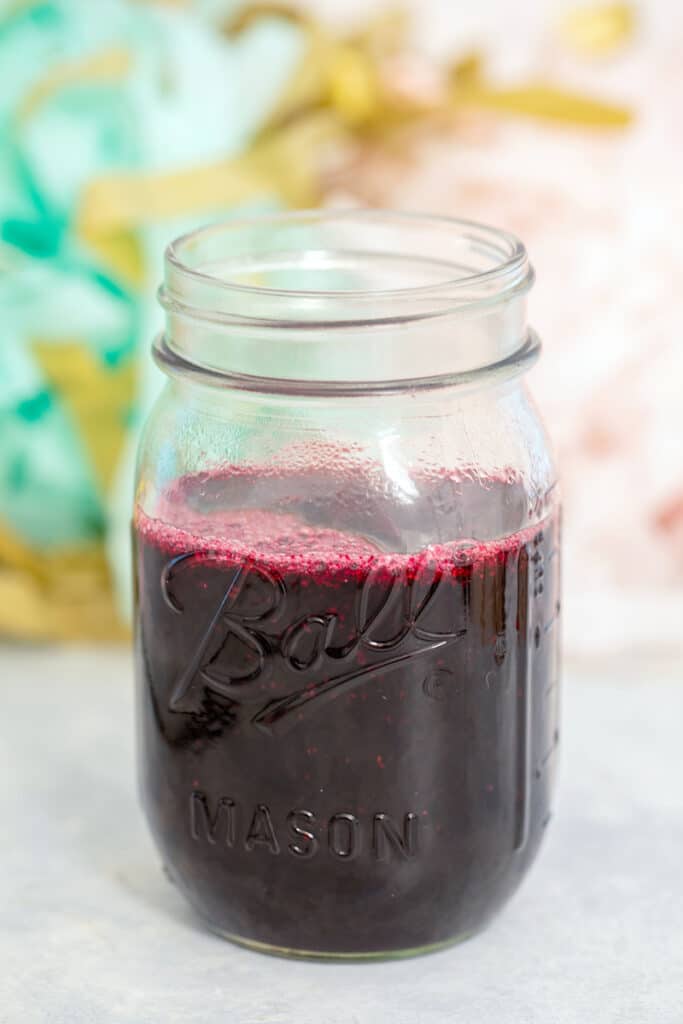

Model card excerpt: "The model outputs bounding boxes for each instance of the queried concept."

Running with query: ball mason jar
[134,211,561,959]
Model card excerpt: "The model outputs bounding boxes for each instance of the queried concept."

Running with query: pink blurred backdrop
[319,0,683,661]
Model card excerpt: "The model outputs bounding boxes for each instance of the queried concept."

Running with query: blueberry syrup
[134,469,560,956]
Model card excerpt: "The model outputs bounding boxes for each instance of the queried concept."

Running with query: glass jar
[134,211,560,959]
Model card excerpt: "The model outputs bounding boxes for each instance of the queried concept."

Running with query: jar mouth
[161,209,533,329]
[157,210,537,394]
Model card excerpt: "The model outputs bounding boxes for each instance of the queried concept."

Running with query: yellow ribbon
[77,111,340,236]
[0,526,127,642]
[453,80,632,128]
[31,340,136,494]
[17,47,132,121]
[561,3,635,56]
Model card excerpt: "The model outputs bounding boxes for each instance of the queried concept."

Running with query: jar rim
[157,209,537,394]
[161,209,533,328]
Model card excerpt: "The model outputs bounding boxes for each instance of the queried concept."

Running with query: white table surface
[1,647,681,1024]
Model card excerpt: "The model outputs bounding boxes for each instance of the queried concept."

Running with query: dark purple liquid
[134,470,560,956]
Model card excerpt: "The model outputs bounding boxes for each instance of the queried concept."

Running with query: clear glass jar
[134,211,561,959]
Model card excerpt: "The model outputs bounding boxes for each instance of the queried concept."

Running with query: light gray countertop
[1,647,681,1024]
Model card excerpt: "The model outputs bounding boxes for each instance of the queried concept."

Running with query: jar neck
[156,211,537,396]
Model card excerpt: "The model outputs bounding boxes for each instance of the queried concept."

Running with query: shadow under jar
[134,211,561,959]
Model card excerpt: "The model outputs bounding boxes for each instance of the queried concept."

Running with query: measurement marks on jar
[515,528,560,853]
[530,545,545,598]
[514,544,532,852]
[544,673,560,700]
[534,729,560,781]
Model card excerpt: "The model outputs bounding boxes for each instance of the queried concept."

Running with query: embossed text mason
[134,212,561,958]
[190,792,420,862]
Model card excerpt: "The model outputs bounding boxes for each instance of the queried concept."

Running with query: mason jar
[133,210,561,959]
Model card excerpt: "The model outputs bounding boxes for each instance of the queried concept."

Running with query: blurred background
[1,0,681,663]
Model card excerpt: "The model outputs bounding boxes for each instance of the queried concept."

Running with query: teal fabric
[0,0,303,581]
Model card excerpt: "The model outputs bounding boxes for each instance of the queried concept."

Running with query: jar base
[206,923,476,962]
[163,860,480,960]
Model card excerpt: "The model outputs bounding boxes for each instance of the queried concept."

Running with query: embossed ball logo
[161,553,468,734]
